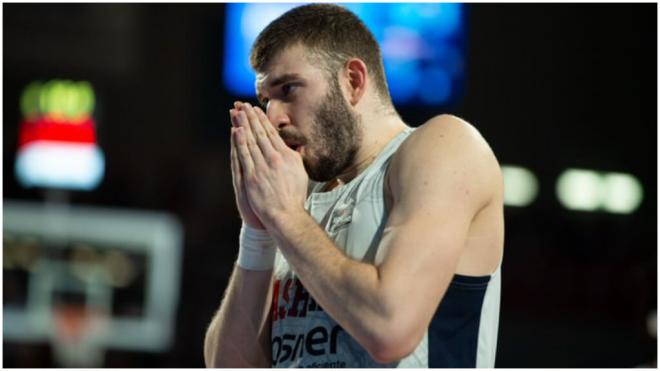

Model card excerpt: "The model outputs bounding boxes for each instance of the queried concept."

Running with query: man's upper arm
[375,114,500,344]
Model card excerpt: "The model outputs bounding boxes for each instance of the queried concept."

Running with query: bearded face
[279,77,363,182]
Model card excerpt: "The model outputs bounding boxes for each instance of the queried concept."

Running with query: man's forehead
[254,65,315,97]
[255,71,306,103]
[254,44,315,89]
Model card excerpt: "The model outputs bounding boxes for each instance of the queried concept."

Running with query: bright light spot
[501,165,539,207]
[602,172,643,214]
[557,169,644,213]
[556,169,604,211]
[15,141,105,191]
[21,80,95,119]
[241,3,298,41]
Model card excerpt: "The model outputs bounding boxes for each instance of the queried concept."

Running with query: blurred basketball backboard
[3,200,183,367]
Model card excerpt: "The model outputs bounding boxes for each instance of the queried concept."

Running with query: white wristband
[238,223,276,271]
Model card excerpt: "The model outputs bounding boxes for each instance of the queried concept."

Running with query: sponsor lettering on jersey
[271,278,346,366]
[271,278,322,322]
[272,325,344,366]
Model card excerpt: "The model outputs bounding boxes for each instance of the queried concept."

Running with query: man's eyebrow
[268,73,302,88]
[256,73,303,104]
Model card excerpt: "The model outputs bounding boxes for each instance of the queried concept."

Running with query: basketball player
[204,4,504,368]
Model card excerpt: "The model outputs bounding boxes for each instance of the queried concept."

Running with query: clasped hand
[229,102,309,231]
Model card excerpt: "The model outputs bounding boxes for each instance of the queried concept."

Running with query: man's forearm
[204,265,273,367]
[266,208,403,360]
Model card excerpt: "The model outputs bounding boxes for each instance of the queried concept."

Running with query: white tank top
[270,127,500,368]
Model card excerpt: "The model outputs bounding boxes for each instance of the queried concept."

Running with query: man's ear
[343,58,368,106]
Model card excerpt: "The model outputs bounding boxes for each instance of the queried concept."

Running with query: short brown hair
[249,3,392,105]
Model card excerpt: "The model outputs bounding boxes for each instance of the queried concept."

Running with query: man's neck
[325,113,408,191]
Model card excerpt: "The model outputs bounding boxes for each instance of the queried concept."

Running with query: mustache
[278,128,308,145]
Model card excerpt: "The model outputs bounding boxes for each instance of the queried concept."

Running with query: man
[204,4,504,368]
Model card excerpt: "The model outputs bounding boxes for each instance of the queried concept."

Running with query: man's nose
[266,101,291,130]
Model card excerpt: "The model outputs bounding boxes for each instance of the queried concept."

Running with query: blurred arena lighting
[556,169,603,211]
[601,172,644,214]
[15,80,105,191]
[222,3,465,106]
[3,201,183,367]
[556,169,643,214]
[501,165,539,207]
[21,80,95,119]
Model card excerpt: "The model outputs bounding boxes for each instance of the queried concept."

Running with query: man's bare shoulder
[402,114,491,155]
[389,114,502,206]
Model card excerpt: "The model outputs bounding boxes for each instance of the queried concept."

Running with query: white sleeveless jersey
[270,127,501,368]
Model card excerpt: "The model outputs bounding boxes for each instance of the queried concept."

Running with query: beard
[299,78,362,182]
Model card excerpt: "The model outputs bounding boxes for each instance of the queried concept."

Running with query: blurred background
[2,3,657,368]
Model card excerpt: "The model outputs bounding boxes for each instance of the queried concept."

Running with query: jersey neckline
[308,126,414,203]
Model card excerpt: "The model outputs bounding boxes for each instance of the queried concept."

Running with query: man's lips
[284,141,300,149]
[280,132,306,153]
[285,142,303,154]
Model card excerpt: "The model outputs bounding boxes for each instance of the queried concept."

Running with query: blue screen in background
[223,3,466,106]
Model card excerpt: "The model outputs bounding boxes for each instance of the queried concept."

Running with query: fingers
[234,126,260,178]
[254,106,288,152]
[230,110,252,177]
[232,101,290,172]
[238,102,288,153]
[233,125,253,177]
[234,111,268,177]
[229,127,242,190]
[234,101,281,144]
[241,103,280,161]
[231,108,259,176]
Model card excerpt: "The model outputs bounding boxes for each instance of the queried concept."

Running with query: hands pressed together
[229,102,309,231]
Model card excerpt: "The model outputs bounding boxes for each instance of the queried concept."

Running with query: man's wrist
[238,223,276,271]
[266,206,309,235]
[263,207,318,257]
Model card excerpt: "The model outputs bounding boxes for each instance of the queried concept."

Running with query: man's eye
[282,84,296,96]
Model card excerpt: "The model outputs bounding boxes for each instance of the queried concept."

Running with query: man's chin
[305,165,341,183]
[304,163,331,183]
[304,168,326,183]
[303,153,350,182]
